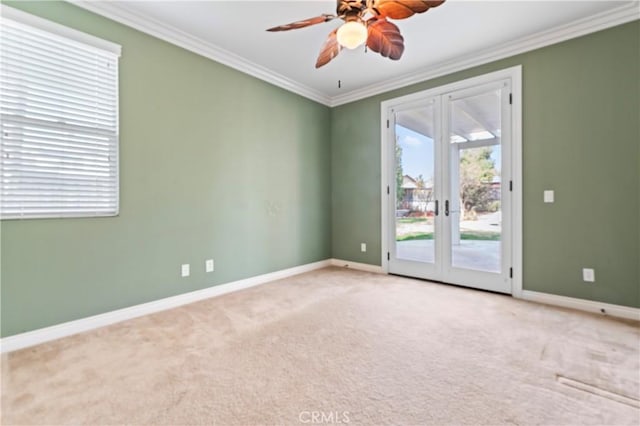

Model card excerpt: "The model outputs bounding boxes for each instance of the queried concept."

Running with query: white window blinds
[1,8,121,219]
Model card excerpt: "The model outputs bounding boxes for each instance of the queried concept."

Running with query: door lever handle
[435,200,439,216]
[445,200,449,216]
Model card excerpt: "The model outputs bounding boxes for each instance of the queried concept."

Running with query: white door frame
[380,65,523,297]
[386,96,442,280]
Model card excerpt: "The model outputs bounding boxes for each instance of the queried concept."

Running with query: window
[1,6,121,219]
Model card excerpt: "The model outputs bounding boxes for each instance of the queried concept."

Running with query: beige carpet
[2,267,639,425]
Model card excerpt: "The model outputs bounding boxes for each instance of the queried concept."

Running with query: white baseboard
[4,261,635,353]
[0,259,331,353]
[519,290,640,321]
[330,258,384,274]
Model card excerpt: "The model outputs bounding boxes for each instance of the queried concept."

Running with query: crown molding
[329,2,640,106]
[68,0,332,106]
[68,1,638,108]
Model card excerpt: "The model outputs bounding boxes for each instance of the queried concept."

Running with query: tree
[414,174,431,203]
[459,147,497,217]
[395,144,404,205]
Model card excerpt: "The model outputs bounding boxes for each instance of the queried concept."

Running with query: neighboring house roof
[401,175,417,189]
[402,175,434,190]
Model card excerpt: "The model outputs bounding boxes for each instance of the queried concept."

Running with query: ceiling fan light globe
[336,21,367,49]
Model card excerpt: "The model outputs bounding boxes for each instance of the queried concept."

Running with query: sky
[396,125,434,182]
[396,125,501,183]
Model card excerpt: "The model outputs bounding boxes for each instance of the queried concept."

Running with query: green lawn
[397,232,434,241]
[397,230,500,242]
[396,217,431,224]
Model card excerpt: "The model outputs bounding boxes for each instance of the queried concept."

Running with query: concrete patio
[396,239,500,272]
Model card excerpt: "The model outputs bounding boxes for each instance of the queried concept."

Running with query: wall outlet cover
[181,264,190,277]
[544,190,554,203]
[360,243,367,252]
[582,268,595,282]
[206,259,214,273]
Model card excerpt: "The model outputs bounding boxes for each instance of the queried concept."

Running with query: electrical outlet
[205,259,214,273]
[582,268,595,282]
[181,264,190,277]
[361,243,367,252]
[544,190,554,203]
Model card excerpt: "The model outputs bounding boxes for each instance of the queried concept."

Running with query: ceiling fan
[267,0,446,68]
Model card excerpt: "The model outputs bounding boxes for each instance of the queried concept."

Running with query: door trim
[380,65,523,296]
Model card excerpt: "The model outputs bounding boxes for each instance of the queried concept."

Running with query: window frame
[0,5,121,220]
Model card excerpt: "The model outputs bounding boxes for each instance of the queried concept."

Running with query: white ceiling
[71,0,639,106]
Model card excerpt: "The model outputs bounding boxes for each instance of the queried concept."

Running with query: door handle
[435,200,439,216]
[445,200,449,216]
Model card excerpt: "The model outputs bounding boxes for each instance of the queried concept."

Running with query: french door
[385,74,514,294]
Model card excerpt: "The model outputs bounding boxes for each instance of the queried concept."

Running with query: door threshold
[389,273,511,297]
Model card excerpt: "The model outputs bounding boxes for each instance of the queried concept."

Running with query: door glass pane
[394,103,436,263]
[449,89,502,273]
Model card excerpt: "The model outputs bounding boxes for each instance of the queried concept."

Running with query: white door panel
[386,74,514,294]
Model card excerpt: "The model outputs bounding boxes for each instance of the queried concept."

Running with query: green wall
[0,1,331,337]
[1,3,638,338]
[331,21,639,308]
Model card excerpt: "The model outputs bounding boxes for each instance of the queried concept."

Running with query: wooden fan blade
[366,18,404,60]
[267,14,336,31]
[337,0,367,16]
[315,29,341,68]
[371,0,445,20]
